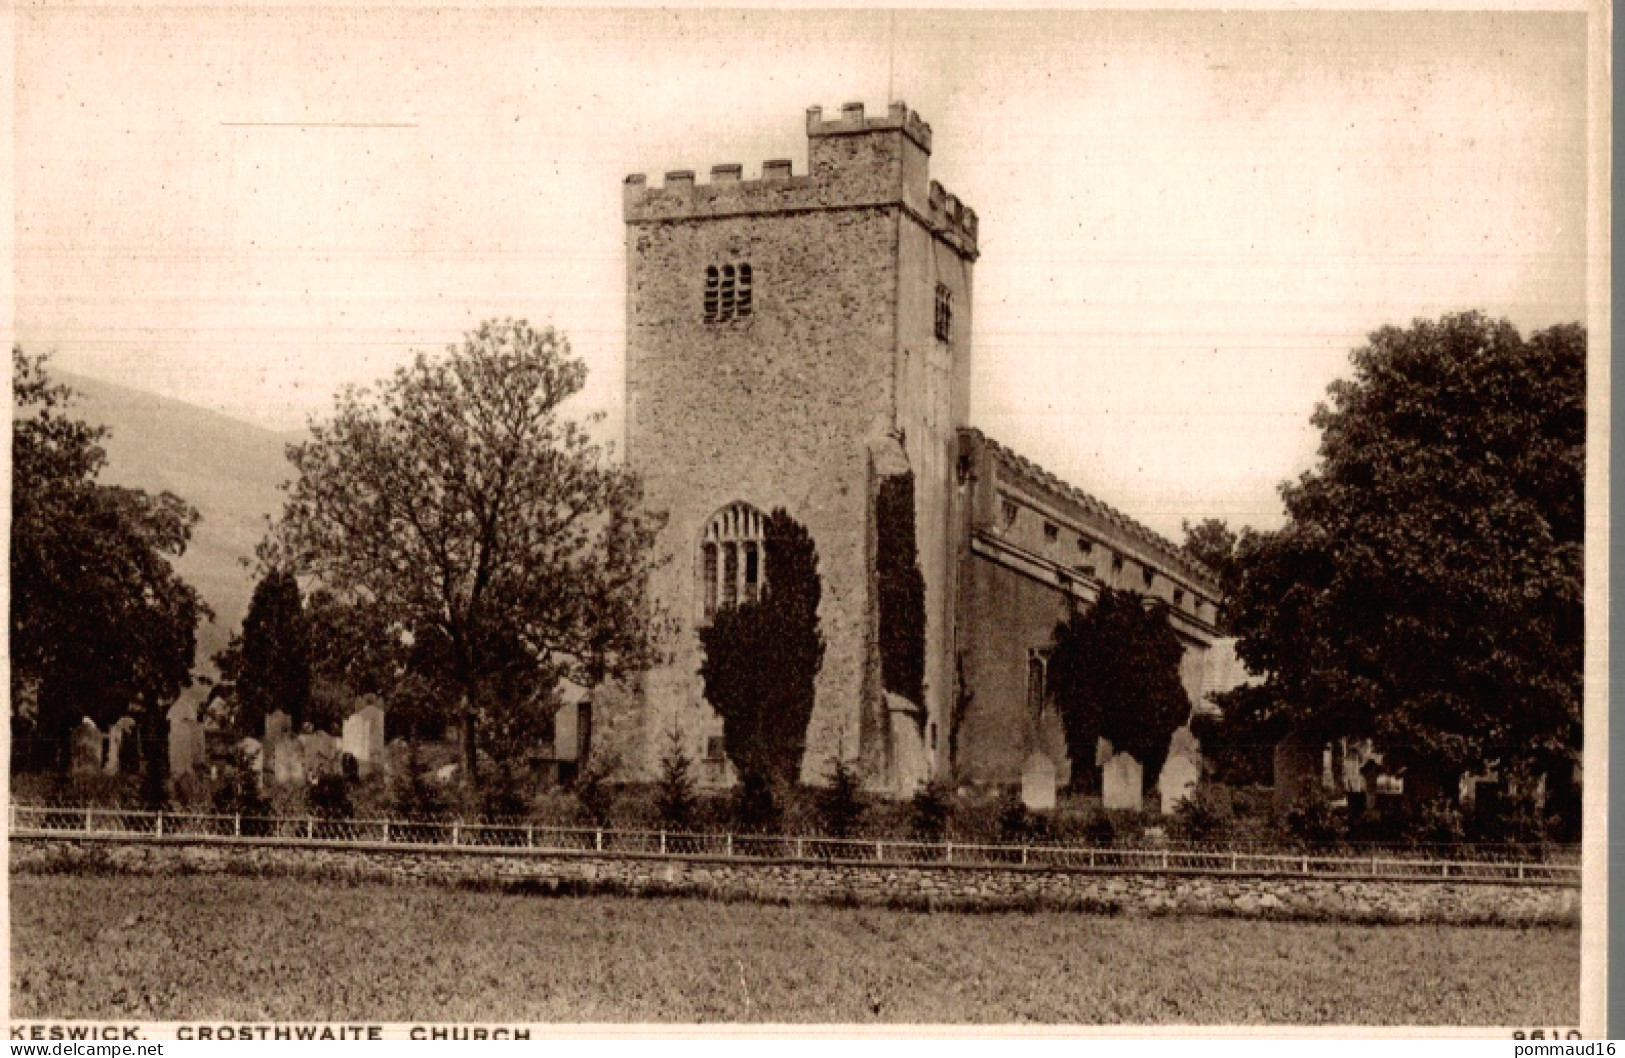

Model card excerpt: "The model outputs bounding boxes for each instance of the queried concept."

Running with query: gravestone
[71,717,103,774]
[1159,726,1203,815]
[1021,752,1057,811]
[167,700,205,778]
[104,717,136,775]
[237,737,263,776]
[1101,750,1143,812]
[342,700,387,775]
[264,710,292,745]
[271,737,306,786]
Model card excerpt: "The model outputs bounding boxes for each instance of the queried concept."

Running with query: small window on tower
[704,263,753,324]
[1077,537,1093,554]
[934,284,953,342]
[1001,499,1019,529]
[1044,522,1059,542]
[704,267,720,324]
[1142,565,1155,588]
[1173,588,1185,606]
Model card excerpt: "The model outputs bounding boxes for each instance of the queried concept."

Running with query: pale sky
[15,8,1590,538]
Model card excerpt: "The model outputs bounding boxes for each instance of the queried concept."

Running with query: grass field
[12,873,1578,1025]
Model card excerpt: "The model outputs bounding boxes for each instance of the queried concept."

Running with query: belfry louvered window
[700,502,766,620]
[704,264,753,324]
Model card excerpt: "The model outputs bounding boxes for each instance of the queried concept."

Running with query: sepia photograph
[8,5,1605,1035]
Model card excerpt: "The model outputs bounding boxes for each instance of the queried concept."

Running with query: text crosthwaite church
[595,103,1238,796]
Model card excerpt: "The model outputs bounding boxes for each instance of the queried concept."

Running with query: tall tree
[10,349,207,771]
[1217,313,1584,786]
[214,568,312,736]
[1047,587,1191,788]
[1180,518,1248,633]
[698,509,825,788]
[269,319,667,787]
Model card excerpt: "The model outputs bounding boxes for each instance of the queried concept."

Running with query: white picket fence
[8,803,1579,885]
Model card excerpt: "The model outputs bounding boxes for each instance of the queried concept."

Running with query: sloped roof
[962,428,1220,593]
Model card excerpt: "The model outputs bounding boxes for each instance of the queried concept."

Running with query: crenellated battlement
[624,103,976,259]
[926,178,979,249]
[805,100,933,153]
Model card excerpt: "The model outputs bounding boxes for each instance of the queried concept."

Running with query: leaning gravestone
[71,717,103,774]
[1101,750,1144,812]
[1159,725,1203,815]
[167,700,205,778]
[342,700,386,775]
[1021,751,1057,811]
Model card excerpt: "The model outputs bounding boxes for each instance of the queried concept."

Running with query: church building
[599,103,1225,795]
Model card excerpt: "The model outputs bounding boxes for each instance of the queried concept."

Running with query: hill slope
[58,372,297,680]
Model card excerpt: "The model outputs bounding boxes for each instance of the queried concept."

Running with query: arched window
[700,502,767,620]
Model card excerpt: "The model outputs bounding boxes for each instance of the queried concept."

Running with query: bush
[1404,798,1466,849]
[731,772,781,834]
[816,756,865,838]
[307,774,355,820]
[211,749,270,818]
[390,741,447,820]
[653,731,699,832]
[574,751,619,827]
[1167,785,1231,842]
[996,788,1050,842]
[909,781,952,841]
[1282,796,1345,847]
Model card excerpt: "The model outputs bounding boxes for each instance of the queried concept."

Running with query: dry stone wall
[12,837,1577,927]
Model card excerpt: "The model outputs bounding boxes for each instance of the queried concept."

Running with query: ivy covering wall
[875,473,926,709]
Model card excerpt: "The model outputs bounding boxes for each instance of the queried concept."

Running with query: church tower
[613,103,979,791]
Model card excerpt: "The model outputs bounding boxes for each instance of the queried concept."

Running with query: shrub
[1167,785,1231,842]
[996,788,1049,842]
[212,749,270,818]
[1282,796,1345,847]
[307,773,355,820]
[391,741,447,820]
[574,750,619,827]
[816,756,866,838]
[731,771,780,834]
[653,730,699,832]
[1404,798,1467,849]
[909,780,952,841]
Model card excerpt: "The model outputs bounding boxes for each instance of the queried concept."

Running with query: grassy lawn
[11,873,1578,1025]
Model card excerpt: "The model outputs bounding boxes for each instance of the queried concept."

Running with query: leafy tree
[698,509,825,788]
[1217,313,1584,788]
[214,569,312,736]
[268,319,666,789]
[304,588,410,704]
[10,349,208,773]
[653,729,700,831]
[1047,588,1192,789]
[1180,518,1249,633]
[876,473,926,706]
